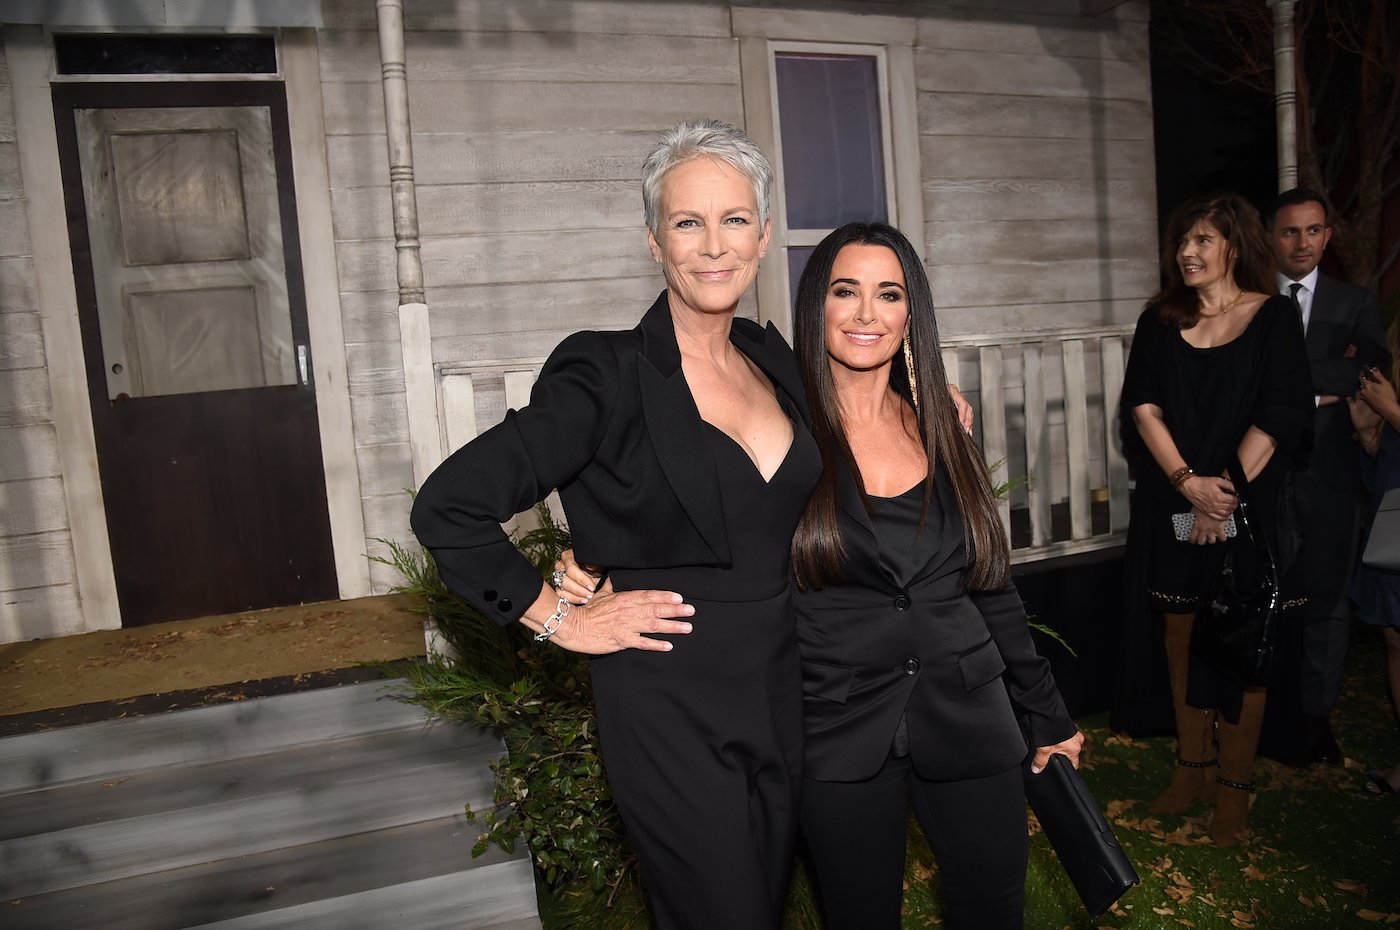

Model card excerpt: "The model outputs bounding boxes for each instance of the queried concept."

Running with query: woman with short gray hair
[412,119,817,928]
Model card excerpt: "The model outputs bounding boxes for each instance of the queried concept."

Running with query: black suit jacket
[411,291,809,624]
[793,462,1076,783]
[1302,273,1387,495]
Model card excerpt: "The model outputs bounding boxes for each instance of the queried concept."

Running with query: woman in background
[789,222,1081,929]
[1349,327,1400,796]
[1118,193,1312,846]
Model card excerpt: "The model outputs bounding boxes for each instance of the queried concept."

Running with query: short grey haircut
[641,119,774,236]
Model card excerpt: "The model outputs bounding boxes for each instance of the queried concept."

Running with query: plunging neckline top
[700,419,796,485]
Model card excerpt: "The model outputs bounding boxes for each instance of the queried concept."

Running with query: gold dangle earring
[903,336,918,407]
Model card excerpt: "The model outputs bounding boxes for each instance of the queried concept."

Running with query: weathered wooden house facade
[0,0,1156,645]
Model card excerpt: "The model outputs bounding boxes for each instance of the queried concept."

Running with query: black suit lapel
[636,292,730,563]
[1306,275,1338,356]
[731,319,812,426]
[909,461,960,584]
[835,459,876,540]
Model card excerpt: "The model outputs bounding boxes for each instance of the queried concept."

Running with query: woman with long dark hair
[790,222,1081,930]
[1118,193,1312,846]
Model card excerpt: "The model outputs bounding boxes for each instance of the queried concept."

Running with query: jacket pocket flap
[957,638,1006,691]
[802,660,856,704]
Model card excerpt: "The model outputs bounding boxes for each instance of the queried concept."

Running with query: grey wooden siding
[317,1,1155,594]
[0,0,1159,628]
[317,4,748,590]
[913,1,1154,515]
[0,41,81,641]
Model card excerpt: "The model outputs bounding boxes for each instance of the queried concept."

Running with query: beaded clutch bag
[1172,511,1237,542]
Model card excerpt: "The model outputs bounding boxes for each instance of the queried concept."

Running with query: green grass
[899,622,1400,929]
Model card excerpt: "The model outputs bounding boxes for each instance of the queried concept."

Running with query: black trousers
[801,755,1028,930]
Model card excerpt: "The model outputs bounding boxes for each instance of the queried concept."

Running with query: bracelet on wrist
[1168,466,1194,490]
[533,597,571,643]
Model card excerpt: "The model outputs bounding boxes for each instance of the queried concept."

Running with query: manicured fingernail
[679,623,693,634]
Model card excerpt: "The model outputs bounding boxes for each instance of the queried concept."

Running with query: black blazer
[411,291,809,625]
[1302,273,1387,495]
[794,462,1076,783]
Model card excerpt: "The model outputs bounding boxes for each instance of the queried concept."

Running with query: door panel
[78,106,296,399]
[54,82,338,627]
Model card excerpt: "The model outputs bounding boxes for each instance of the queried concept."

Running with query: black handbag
[1023,750,1140,916]
[1190,456,1281,686]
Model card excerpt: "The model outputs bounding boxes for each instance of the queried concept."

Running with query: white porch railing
[941,324,1134,564]
[427,324,1135,566]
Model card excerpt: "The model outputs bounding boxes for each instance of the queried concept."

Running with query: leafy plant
[375,506,637,901]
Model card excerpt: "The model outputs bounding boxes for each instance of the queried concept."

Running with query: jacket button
[483,589,498,601]
[496,598,513,612]
[904,657,920,675]
[893,595,911,611]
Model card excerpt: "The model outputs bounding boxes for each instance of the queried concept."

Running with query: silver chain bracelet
[533,596,571,642]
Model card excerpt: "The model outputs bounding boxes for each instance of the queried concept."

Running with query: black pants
[801,755,1028,930]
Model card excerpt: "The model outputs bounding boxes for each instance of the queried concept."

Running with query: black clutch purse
[1024,751,1139,916]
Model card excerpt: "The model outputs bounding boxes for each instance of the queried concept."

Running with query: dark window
[774,53,887,230]
[55,35,277,75]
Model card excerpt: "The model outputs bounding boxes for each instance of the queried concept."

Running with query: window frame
[769,41,898,249]
[736,8,924,338]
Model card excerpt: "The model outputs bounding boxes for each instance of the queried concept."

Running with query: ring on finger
[550,568,566,589]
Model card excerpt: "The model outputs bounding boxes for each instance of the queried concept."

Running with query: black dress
[1122,295,1312,609]
[1114,295,1312,727]
[597,400,820,930]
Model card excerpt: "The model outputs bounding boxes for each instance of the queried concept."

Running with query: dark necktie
[1289,282,1304,329]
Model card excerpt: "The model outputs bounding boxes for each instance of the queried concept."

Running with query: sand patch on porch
[0,594,426,718]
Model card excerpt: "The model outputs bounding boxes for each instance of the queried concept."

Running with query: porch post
[1268,0,1298,191]
[376,0,440,486]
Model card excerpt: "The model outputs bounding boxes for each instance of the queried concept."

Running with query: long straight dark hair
[791,222,1010,591]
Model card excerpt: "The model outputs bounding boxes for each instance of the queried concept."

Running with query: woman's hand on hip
[1179,474,1236,520]
[1030,729,1085,774]
[550,583,695,655]
[552,549,600,604]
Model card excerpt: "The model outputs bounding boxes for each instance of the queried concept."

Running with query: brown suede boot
[1151,613,1219,814]
[1209,688,1267,848]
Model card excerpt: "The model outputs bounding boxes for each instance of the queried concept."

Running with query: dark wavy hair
[790,222,1010,591]
[1148,193,1275,329]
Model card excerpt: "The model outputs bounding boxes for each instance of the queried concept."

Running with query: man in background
[1268,188,1387,765]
